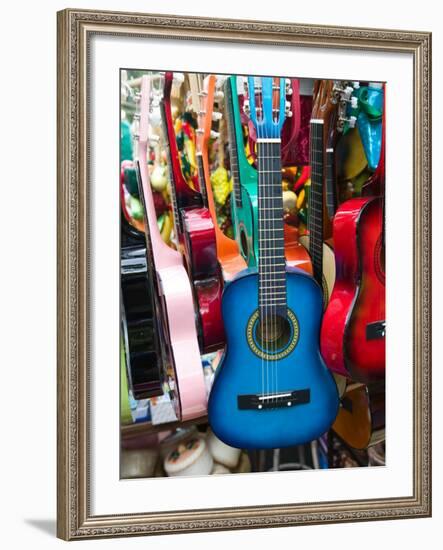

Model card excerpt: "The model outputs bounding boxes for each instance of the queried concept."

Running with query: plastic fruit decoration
[211,166,232,206]
[150,164,168,192]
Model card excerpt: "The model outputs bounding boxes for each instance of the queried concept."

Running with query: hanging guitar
[227,76,312,274]
[208,76,339,449]
[224,75,258,267]
[120,199,164,400]
[331,381,385,450]
[162,72,224,353]
[320,92,385,382]
[299,80,340,305]
[136,75,207,421]
[189,73,247,281]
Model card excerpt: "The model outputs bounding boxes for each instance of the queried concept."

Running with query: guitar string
[276,76,285,407]
[261,82,270,405]
[271,78,277,408]
[268,79,274,405]
[254,76,265,402]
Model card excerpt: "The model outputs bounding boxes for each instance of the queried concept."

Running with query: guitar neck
[258,140,286,317]
[309,120,325,287]
[196,152,208,208]
[225,77,243,208]
[160,99,183,239]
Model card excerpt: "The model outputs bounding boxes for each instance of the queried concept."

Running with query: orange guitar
[189,74,247,281]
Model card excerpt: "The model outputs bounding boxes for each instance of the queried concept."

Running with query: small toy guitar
[162,73,224,354]
[299,80,338,304]
[189,73,247,281]
[208,76,339,449]
[120,206,164,400]
[136,75,207,420]
[320,108,385,382]
[225,75,258,267]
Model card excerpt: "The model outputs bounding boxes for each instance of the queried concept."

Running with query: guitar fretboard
[309,120,324,287]
[325,147,337,219]
[196,153,208,208]
[224,79,242,208]
[160,100,182,236]
[258,140,286,318]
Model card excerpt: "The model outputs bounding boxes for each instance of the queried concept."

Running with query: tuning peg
[353,81,360,89]
[212,111,223,121]
[210,130,220,140]
[343,86,353,100]
[351,96,358,109]
[243,99,250,114]
[348,115,357,128]
[214,90,224,100]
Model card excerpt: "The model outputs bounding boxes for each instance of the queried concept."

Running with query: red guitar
[162,73,224,353]
[320,105,385,382]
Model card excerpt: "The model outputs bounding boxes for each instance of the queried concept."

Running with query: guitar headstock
[188,73,222,153]
[244,76,288,140]
[134,75,151,150]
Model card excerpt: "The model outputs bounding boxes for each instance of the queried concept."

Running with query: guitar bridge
[237,389,310,411]
[366,320,386,340]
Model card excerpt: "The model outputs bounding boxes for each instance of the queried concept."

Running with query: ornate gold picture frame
[57,8,431,540]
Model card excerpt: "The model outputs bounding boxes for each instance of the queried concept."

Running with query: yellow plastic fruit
[296,187,306,210]
[160,211,173,244]
[211,166,232,205]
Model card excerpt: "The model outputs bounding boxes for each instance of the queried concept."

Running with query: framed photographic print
[57,8,431,540]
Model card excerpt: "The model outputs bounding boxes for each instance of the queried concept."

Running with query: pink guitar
[136,75,207,421]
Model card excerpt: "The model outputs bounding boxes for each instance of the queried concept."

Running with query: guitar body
[231,177,258,267]
[182,207,225,352]
[208,268,339,449]
[321,196,385,382]
[298,236,335,304]
[156,263,208,419]
[332,382,385,450]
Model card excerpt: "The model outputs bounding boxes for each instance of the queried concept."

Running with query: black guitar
[120,181,164,400]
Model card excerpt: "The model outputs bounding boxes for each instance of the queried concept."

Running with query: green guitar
[225,76,258,267]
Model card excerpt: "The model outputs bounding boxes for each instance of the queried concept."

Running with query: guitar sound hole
[256,314,291,353]
[240,227,249,258]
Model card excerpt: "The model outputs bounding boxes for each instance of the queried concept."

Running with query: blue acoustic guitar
[225,76,258,267]
[208,76,339,449]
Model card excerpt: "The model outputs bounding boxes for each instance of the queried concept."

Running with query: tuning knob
[214,91,224,100]
[353,81,360,89]
[351,96,358,109]
[348,115,357,128]
[243,99,250,114]
[212,111,223,121]
[210,130,220,140]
